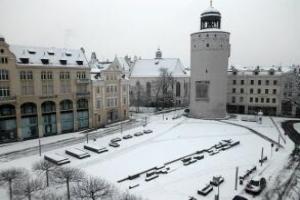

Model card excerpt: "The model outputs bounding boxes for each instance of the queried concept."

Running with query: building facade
[0,35,92,143]
[89,53,129,128]
[129,49,190,109]
[189,5,231,118]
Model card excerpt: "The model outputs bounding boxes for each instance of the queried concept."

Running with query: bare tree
[53,167,84,200]
[13,176,44,200]
[72,176,114,200]
[36,188,64,200]
[0,168,27,200]
[155,68,174,109]
[32,159,57,187]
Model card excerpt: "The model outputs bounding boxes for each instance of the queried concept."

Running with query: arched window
[146,82,151,97]
[0,104,15,116]
[77,99,88,110]
[60,100,73,111]
[176,82,181,97]
[21,103,37,115]
[41,101,56,113]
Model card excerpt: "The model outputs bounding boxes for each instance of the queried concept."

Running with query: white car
[245,176,266,194]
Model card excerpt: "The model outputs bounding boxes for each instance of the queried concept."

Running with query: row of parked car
[109,129,153,147]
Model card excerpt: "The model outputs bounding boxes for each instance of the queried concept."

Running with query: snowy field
[0,112,296,200]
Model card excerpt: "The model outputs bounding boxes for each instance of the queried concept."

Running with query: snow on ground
[0,112,296,200]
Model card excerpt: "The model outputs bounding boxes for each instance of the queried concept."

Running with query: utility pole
[120,122,123,134]
[235,167,239,190]
[260,147,264,166]
[38,139,42,156]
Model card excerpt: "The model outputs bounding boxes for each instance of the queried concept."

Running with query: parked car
[143,129,153,134]
[188,196,197,200]
[110,137,121,143]
[232,195,248,200]
[210,175,224,186]
[109,142,120,148]
[122,134,133,139]
[245,176,266,194]
[134,132,143,137]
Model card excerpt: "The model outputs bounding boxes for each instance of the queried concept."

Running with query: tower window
[206,34,209,38]
[206,43,210,47]
[195,81,209,100]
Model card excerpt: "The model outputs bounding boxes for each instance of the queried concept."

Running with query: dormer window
[41,58,49,65]
[233,71,237,75]
[20,57,29,64]
[76,60,83,65]
[65,52,72,56]
[269,69,275,75]
[27,49,36,54]
[60,59,67,65]
[47,50,55,56]
[254,70,259,75]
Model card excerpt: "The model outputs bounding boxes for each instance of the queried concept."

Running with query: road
[0,119,144,162]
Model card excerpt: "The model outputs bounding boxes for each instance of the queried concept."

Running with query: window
[0,87,9,97]
[250,80,254,85]
[272,98,276,103]
[258,80,261,85]
[240,88,244,94]
[195,81,209,99]
[42,80,54,96]
[20,71,33,80]
[176,82,181,97]
[233,80,236,85]
[60,72,70,80]
[41,71,47,80]
[60,80,71,94]
[232,88,236,93]
[265,89,269,94]
[146,82,151,97]
[123,97,127,105]
[96,99,101,109]
[21,81,34,95]
[250,97,253,103]
[239,97,243,103]
[0,49,4,54]
[273,89,277,94]
[240,80,244,85]
[258,89,261,94]
[97,87,100,94]
[206,43,209,47]
[77,72,86,79]
[261,98,264,103]
[266,98,270,103]
[0,69,9,80]
[250,88,253,94]
[266,80,269,85]
[232,96,236,103]
[273,80,277,85]
[255,98,258,103]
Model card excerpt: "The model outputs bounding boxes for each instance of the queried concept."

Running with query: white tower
[189,2,230,119]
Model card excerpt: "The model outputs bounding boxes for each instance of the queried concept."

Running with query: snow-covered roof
[9,45,88,68]
[201,6,221,17]
[116,57,131,72]
[227,65,292,76]
[130,58,189,78]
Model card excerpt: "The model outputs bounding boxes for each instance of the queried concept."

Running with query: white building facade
[189,5,231,118]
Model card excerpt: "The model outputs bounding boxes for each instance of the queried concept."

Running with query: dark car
[110,137,121,143]
[143,129,153,134]
[109,142,120,148]
[134,132,143,137]
[122,134,133,139]
[245,176,266,194]
[232,195,248,200]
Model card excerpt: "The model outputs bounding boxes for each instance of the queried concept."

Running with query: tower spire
[210,0,213,7]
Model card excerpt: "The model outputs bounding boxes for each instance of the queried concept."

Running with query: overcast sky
[0,0,299,67]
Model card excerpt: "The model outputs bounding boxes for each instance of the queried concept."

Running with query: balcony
[76,92,90,98]
[0,96,16,102]
[76,79,90,84]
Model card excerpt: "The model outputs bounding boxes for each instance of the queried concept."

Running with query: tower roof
[0,33,5,42]
[201,6,221,17]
